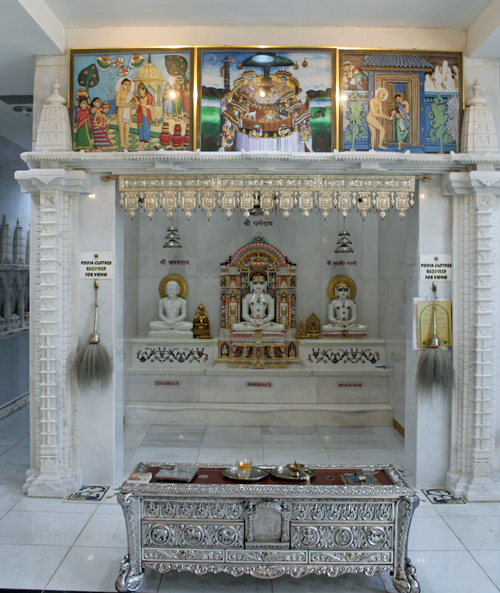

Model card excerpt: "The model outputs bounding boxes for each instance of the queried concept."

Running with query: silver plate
[270,465,316,481]
[222,467,269,481]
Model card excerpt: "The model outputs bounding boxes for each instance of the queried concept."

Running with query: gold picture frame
[196,46,337,153]
[69,47,194,152]
[338,48,463,154]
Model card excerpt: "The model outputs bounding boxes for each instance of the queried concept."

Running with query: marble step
[125,401,393,427]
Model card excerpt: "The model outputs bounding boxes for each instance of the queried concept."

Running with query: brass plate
[222,467,268,481]
[270,465,316,481]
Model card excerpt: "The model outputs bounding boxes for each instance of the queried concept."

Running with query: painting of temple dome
[198,48,335,153]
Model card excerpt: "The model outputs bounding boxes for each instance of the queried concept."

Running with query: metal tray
[270,465,316,481]
[222,466,268,481]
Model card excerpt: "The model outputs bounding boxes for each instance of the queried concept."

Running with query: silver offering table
[116,463,420,593]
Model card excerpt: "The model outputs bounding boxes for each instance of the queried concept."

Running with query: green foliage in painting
[344,92,366,151]
[77,63,99,94]
[428,93,452,153]
[165,55,188,84]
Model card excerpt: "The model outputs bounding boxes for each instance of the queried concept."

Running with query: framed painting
[339,49,463,153]
[69,48,194,152]
[197,47,336,153]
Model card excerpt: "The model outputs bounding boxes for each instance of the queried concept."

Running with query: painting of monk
[340,50,462,154]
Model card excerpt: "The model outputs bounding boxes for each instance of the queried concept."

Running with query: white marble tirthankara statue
[149,280,193,338]
[322,280,366,334]
[232,272,285,332]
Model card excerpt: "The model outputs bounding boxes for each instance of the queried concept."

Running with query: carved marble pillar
[444,171,500,501]
[15,169,90,497]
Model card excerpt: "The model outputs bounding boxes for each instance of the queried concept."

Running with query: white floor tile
[0,509,90,545]
[48,545,161,592]
[0,445,31,464]
[125,447,200,470]
[436,501,500,517]
[326,449,399,466]
[13,496,99,513]
[381,550,500,593]
[263,447,331,465]
[197,447,264,464]
[95,503,124,515]
[408,516,466,551]
[443,515,500,550]
[158,570,270,593]
[0,483,24,511]
[470,550,500,587]
[0,462,31,485]
[74,511,128,547]
[0,431,29,447]
[272,572,387,592]
[320,434,387,450]
[0,543,70,589]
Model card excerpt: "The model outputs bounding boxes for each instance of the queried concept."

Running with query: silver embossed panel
[291,524,393,550]
[142,522,244,548]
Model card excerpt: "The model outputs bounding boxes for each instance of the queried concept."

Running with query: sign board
[155,381,180,386]
[246,381,273,388]
[337,382,364,388]
[420,254,452,282]
[80,251,113,279]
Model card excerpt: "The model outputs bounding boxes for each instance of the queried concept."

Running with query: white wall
[135,207,379,339]
[377,197,417,430]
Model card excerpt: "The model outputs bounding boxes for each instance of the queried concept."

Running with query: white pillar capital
[443,171,500,196]
[15,169,90,194]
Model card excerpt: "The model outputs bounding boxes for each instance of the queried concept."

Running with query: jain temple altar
[10,40,500,516]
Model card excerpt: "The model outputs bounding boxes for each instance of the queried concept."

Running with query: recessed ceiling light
[12,105,33,115]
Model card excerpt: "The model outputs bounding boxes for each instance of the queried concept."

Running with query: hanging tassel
[416,283,454,397]
[73,279,112,389]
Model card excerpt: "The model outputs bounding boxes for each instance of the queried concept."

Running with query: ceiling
[43,0,493,30]
[2,0,500,150]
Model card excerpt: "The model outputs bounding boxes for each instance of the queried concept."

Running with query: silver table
[116,463,420,592]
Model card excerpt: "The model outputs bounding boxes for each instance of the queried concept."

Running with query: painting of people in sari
[340,50,462,153]
[70,49,193,152]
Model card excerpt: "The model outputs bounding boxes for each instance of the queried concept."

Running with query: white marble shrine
[11,74,500,508]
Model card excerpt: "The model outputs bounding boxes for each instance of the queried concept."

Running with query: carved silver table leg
[391,495,420,593]
[116,493,144,592]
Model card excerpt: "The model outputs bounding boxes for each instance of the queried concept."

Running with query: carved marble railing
[0,215,29,336]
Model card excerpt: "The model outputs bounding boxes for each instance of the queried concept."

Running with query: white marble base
[300,337,386,369]
[231,329,286,341]
[148,330,194,339]
[125,401,393,427]
[322,331,368,339]
[447,473,500,502]
[131,337,214,372]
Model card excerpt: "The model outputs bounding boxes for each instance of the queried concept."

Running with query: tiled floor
[1,406,499,592]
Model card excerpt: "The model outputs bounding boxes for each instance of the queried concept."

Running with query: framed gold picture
[69,47,194,152]
[338,49,463,154]
[197,47,336,153]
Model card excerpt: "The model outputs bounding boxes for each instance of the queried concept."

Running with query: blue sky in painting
[201,51,332,91]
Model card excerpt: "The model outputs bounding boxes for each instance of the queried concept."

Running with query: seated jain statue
[322,280,367,336]
[149,280,193,338]
[232,272,285,333]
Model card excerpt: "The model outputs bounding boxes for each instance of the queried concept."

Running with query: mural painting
[70,49,193,152]
[198,48,335,153]
[339,51,462,153]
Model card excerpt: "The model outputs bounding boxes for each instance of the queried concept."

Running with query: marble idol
[149,280,193,339]
[232,272,285,332]
[322,280,366,336]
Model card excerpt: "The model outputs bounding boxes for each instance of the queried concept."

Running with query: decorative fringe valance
[119,174,415,219]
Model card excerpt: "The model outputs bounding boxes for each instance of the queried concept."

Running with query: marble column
[15,169,90,497]
[444,171,500,501]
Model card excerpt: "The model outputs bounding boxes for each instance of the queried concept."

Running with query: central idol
[233,272,285,332]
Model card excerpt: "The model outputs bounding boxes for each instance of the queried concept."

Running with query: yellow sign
[416,300,452,348]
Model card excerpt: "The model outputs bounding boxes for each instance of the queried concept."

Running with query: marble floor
[1,406,499,592]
